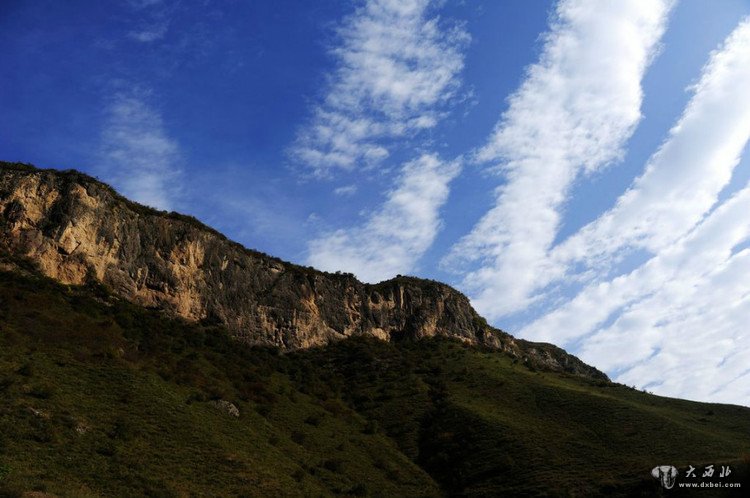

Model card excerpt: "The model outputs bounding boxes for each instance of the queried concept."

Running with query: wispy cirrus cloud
[126,0,163,8]
[126,0,170,43]
[518,17,750,405]
[128,21,169,43]
[525,179,750,403]
[300,0,469,281]
[521,16,750,342]
[308,154,460,282]
[442,0,674,320]
[552,17,750,270]
[99,91,181,210]
[333,184,358,196]
[291,0,469,175]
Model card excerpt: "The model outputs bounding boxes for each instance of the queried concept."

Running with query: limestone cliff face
[0,162,607,380]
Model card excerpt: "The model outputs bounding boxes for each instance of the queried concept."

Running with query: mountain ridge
[0,161,605,380]
[1,265,748,496]
[3,161,750,497]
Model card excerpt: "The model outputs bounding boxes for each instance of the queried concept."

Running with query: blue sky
[3,0,750,406]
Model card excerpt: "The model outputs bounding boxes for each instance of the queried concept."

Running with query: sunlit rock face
[0,162,607,380]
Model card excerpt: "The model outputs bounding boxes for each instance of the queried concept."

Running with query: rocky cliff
[0,161,607,380]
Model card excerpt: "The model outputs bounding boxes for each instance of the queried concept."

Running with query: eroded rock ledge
[0,162,608,381]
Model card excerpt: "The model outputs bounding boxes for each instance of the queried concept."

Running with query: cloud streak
[307,154,460,282]
[128,22,169,43]
[125,0,171,43]
[553,18,750,269]
[291,0,468,175]
[527,180,750,403]
[443,0,673,321]
[521,17,750,341]
[99,92,181,210]
[516,17,750,405]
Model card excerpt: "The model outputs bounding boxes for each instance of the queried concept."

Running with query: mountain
[0,161,604,380]
[1,161,749,497]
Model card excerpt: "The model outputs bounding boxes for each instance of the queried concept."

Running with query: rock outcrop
[210,400,240,418]
[0,162,607,380]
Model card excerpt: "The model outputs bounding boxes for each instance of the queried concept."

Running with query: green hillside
[0,263,748,497]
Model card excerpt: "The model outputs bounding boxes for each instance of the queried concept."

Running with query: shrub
[291,431,305,445]
[364,419,378,435]
[15,363,32,377]
[348,483,368,496]
[95,441,116,457]
[28,384,54,399]
[109,418,135,441]
[321,399,346,416]
[322,459,343,473]
[0,487,23,498]
[255,404,271,418]
[0,377,14,392]
[0,463,10,481]
[304,414,322,426]
[30,426,54,444]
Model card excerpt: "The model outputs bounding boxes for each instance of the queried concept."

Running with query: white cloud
[127,0,163,8]
[597,248,750,404]
[333,184,358,196]
[442,0,673,320]
[125,0,170,43]
[307,154,460,282]
[99,92,181,210]
[553,18,750,269]
[521,180,750,345]
[291,0,469,175]
[515,17,750,405]
[128,22,169,43]
[523,181,750,404]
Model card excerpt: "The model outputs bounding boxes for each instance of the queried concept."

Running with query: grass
[0,270,437,497]
[0,266,748,496]
[290,337,750,497]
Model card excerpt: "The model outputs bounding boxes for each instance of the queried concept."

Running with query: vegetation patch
[0,268,748,496]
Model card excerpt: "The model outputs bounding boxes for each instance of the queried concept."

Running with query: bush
[0,377,14,392]
[322,459,343,473]
[364,419,378,435]
[0,463,10,481]
[95,441,116,457]
[30,426,54,444]
[0,488,22,498]
[255,404,271,418]
[109,418,135,441]
[321,399,346,416]
[28,384,54,399]
[291,431,305,445]
[348,483,368,496]
[304,414,322,426]
[15,363,32,377]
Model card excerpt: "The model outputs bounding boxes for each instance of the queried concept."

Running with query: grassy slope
[293,339,750,497]
[0,267,748,497]
[0,270,438,497]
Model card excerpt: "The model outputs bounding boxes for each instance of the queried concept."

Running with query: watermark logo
[651,465,678,489]
[651,464,739,490]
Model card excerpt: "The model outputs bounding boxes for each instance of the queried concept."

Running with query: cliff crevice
[0,162,607,380]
